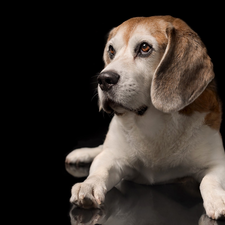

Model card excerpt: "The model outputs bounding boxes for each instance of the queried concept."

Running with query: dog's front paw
[65,163,90,178]
[65,148,94,165]
[203,189,225,220]
[70,179,107,209]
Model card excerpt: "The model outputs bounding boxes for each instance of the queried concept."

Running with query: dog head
[97,16,214,115]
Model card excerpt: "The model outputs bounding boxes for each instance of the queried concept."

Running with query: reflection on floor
[66,164,225,225]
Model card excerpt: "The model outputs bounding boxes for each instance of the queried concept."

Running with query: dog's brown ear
[151,19,214,113]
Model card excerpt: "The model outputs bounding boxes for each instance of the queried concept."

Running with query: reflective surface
[65,163,225,225]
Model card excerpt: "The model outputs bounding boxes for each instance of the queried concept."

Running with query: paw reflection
[68,180,219,224]
[70,206,104,225]
[198,214,222,225]
[65,162,90,178]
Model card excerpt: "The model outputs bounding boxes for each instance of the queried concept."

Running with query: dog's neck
[114,102,165,133]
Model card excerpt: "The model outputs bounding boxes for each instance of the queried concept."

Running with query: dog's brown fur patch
[179,80,222,130]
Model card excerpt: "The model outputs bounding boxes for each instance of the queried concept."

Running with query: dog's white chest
[106,110,207,183]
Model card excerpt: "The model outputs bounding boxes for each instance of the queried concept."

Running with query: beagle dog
[66,16,225,220]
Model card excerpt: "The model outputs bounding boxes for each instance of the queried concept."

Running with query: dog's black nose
[97,71,120,91]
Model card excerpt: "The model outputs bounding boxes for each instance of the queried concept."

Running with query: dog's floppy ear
[151,19,214,113]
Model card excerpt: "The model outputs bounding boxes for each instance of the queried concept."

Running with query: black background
[23,3,225,224]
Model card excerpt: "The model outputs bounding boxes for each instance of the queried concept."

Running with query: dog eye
[138,42,153,57]
[141,43,151,52]
[108,45,116,59]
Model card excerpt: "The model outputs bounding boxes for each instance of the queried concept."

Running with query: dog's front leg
[70,150,130,209]
[199,163,225,220]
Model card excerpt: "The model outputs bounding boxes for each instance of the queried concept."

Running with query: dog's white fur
[66,16,225,220]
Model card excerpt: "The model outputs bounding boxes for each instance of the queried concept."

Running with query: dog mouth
[102,98,148,116]
[102,98,115,114]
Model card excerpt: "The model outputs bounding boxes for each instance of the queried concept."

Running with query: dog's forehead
[108,16,173,45]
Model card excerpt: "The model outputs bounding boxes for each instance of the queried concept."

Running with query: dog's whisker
[91,92,98,102]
